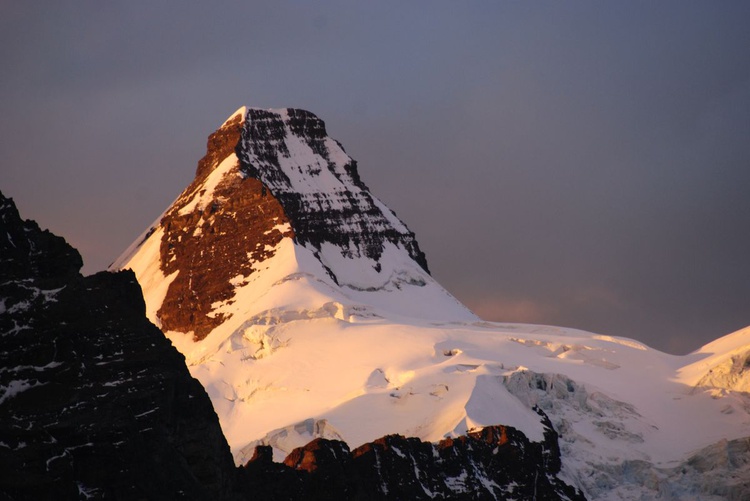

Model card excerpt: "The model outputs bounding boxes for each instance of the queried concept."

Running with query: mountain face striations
[236,108,429,274]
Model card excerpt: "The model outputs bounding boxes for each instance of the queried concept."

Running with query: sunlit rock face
[156,112,294,339]
[0,192,238,500]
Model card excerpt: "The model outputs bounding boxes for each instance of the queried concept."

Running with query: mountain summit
[112,107,469,341]
[112,107,750,499]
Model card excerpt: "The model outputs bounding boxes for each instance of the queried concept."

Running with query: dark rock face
[0,194,81,283]
[239,418,585,500]
[237,108,429,275]
[0,192,239,500]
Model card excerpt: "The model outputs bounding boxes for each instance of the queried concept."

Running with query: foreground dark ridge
[0,190,583,499]
[0,191,238,500]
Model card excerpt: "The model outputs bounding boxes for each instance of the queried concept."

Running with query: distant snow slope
[113,107,750,499]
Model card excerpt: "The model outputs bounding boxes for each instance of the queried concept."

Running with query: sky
[2,2,749,355]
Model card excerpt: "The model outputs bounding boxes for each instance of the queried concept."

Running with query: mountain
[0,190,581,500]
[111,107,464,341]
[112,107,750,499]
[0,191,239,500]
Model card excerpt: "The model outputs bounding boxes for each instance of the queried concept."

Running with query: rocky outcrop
[0,194,82,283]
[239,417,585,500]
[0,191,239,500]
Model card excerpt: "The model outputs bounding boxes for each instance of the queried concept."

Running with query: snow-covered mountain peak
[111,106,473,341]
[111,108,750,499]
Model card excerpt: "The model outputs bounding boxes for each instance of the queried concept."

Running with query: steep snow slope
[113,107,750,499]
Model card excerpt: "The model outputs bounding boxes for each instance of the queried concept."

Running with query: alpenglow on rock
[112,107,466,341]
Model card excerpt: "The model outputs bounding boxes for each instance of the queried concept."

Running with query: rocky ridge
[0,191,239,500]
[240,417,585,500]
